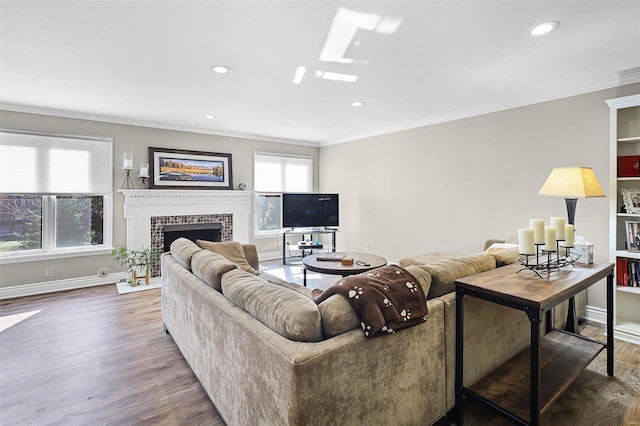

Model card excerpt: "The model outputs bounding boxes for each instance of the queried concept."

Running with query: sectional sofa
[161,238,584,425]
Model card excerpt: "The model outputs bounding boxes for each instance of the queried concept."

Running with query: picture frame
[148,147,232,190]
[626,221,640,252]
[621,188,640,214]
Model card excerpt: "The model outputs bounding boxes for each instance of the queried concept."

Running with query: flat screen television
[282,193,339,228]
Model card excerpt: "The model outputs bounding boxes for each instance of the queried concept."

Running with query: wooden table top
[454,262,614,310]
[302,252,387,276]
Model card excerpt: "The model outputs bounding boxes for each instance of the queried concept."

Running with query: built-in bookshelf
[607,94,640,345]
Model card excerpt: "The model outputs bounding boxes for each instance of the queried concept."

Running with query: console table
[454,262,614,425]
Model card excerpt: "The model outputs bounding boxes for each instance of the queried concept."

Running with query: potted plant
[111,245,158,286]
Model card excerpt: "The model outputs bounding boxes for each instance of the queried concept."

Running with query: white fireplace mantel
[119,189,252,250]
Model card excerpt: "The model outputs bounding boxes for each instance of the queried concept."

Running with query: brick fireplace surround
[119,189,252,277]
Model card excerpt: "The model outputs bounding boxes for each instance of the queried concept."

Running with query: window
[0,130,113,262]
[254,153,313,235]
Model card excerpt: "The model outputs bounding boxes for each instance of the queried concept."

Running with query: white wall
[0,110,318,287]
[319,83,640,310]
[2,83,638,305]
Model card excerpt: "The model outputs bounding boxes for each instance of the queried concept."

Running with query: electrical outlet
[364,242,370,251]
[45,267,53,277]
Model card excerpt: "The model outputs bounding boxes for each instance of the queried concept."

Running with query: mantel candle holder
[138,174,149,189]
[518,240,577,278]
[121,167,135,189]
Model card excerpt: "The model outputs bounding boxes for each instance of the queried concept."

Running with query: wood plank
[455,262,614,310]
[0,285,224,425]
[1,261,637,425]
[468,330,606,422]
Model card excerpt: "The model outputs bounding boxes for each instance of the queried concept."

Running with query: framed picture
[621,188,640,214]
[148,147,232,190]
[626,221,640,252]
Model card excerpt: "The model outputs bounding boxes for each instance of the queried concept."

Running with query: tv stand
[282,228,337,265]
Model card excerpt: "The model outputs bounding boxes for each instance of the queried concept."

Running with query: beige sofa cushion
[221,269,323,342]
[191,249,238,291]
[317,294,360,338]
[404,264,433,296]
[414,254,496,299]
[196,240,259,275]
[399,252,462,268]
[266,277,360,338]
[169,237,202,270]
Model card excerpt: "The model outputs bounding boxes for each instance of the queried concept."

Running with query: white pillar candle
[543,227,556,251]
[529,219,545,245]
[518,228,535,255]
[550,217,565,240]
[123,152,133,169]
[139,163,149,177]
[561,224,574,247]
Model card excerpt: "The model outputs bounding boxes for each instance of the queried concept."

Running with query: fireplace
[163,223,223,252]
[120,189,252,279]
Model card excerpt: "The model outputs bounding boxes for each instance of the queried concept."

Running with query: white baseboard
[0,272,128,300]
[258,251,283,262]
[584,304,607,325]
[584,305,640,345]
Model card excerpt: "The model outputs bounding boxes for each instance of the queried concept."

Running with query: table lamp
[537,166,605,225]
[537,166,605,334]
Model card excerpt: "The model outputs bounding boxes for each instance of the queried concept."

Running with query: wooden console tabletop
[454,262,615,426]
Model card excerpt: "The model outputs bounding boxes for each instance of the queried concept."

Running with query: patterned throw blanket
[313,265,428,337]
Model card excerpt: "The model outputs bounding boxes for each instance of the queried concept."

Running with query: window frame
[0,194,114,264]
[0,130,113,264]
[253,152,313,238]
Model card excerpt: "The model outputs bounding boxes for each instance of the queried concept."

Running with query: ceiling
[1,1,639,146]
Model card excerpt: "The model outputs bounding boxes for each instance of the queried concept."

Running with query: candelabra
[518,241,578,278]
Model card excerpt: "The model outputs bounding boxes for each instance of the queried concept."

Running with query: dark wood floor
[1,260,638,425]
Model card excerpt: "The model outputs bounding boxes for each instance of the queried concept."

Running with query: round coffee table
[302,252,387,286]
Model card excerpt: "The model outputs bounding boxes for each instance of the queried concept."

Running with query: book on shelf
[617,257,640,287]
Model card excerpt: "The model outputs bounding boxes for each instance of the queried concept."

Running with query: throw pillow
[169,237,201,271]
[317,294,360,338]
[221,269,323,342]
[191,249,238,291]
[196,240,259,275]
[485,243,520,267]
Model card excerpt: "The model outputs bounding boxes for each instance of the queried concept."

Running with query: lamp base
[565,198,577,225]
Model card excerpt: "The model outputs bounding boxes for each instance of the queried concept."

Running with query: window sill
[253,230,283,239]
[0,247,115,265]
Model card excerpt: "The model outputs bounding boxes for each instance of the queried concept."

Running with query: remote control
[355,260,370,266]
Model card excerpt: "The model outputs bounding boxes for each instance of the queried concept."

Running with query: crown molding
[0,104,320,148]
[2,70,638,149]
[321,70,640,147]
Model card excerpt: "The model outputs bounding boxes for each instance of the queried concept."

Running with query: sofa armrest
[483,239,505,250]
[242,243,260,271]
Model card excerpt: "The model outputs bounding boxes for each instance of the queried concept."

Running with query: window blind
[0,130,112,194]
[254,153,312,192]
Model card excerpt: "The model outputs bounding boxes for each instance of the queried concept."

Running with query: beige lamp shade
[537,167,605,198]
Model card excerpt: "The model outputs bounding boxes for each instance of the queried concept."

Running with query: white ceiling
[1,1,639,146]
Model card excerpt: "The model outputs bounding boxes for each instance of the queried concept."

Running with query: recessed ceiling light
[528,21,560,36]
[315,70,358,83]
[204,114,216,119]
[292,66,306,84]
[352,101,365,107]
[210,65,232,74]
